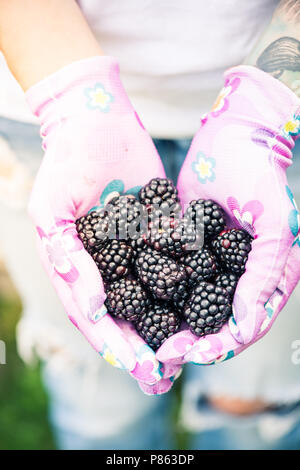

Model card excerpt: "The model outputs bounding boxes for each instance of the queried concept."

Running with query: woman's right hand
[26,55,179,393]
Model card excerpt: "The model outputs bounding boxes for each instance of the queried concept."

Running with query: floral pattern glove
[157,66,300,366]
[26,56,179,392]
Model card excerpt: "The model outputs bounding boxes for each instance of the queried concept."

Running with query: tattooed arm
[246,0,300,97]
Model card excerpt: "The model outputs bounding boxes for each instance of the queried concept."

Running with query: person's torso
[0,0,279,137]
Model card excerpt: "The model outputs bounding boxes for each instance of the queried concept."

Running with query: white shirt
[0,0,278,137]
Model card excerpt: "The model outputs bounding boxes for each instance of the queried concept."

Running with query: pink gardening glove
[157,65,300,366]
[26,55,180,392]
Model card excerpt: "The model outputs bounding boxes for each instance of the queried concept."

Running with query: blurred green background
[0,262,55,450]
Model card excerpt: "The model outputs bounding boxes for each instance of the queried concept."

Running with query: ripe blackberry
[180,247,218,286]
[105,278,150,322]
[215,272,239,299]
[185,199,226,241]
[136,303,181,350]
[184,281,232,337]
[139,178,181,216]
[106,195,147,240]
[135,246,186,301]
[212,229,252,275]
[93,239,133,282]
[146,216,197,258]
[76,209,112,255]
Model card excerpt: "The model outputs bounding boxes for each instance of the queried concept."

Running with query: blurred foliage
[0,291,55,450]
[170,369,191,449]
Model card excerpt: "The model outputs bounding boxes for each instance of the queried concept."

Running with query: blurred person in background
[0,0,299,450]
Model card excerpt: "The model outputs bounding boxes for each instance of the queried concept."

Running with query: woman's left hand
[157,65,300,367]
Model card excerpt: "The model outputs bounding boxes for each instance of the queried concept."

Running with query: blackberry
[212,229,252,275]
[106,195,147,240]
[185,199,226,241]
[93,239,133,282]
[180,247,218,286]
[215,272,239,299]
[136,303,181,350]
[139,178,181,216]
[135,246,186,301]
[76,209,112,255]
[105,278,150,322]
[184,281,232,337]
[146,216,197,258]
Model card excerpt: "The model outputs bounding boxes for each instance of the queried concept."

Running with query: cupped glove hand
[157,65,300,366]
[26,55,180,392]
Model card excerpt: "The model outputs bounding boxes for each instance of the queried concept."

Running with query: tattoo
[256,36,300,78]
[246,1,300,95]
[277,0,300,23]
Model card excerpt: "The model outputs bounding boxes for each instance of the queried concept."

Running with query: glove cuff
[25,56,132,136]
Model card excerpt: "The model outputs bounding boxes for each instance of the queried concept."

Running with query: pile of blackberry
[76,178,253,350]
